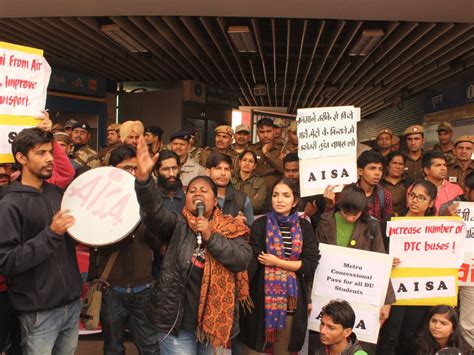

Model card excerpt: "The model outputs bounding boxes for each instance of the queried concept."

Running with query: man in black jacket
[0,128,82,355]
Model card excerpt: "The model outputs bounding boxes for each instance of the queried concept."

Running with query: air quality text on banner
[0,42,51,163]
[297,106,360,197]
[308,244,392,344]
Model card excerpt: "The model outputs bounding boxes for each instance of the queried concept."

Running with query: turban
[119,121,144,143]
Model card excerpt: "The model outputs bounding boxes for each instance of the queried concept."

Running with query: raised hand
[135,135,158,182]
[36,110,52,132]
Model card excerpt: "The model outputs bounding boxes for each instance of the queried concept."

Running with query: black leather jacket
[135,177,252,336]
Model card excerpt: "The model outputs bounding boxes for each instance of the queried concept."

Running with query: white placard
[0,46,51,117]
[299,155,357,197]
[296,106,360,160]
[457,202,474,286]
[388,218,465,268]
[62,167,141,246]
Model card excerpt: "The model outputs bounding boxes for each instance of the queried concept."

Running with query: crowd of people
[0,112,472,355]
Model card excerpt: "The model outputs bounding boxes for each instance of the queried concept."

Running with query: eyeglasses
[408,192,428,203]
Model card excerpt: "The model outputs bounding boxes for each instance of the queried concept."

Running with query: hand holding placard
[50,209,75,235]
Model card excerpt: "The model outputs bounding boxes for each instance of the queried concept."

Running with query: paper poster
[457,202,474,285]
[0,42,51,162]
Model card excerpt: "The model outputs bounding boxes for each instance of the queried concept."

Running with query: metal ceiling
[1,16,473,116]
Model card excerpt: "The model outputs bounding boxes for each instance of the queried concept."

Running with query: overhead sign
[0,42,51,163]
[297,106,360,197]
[308,244,392,344]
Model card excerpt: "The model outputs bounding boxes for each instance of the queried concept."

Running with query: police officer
[448,135,473,190]
[279,120,298,159]
[375,128,393,157]
[71,122,100,169]
[99,123,122,164]
[199,125,239,168]
[432,121,455,165]
[403,125,425,181]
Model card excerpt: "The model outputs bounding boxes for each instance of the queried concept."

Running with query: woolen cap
[437,121,453,132]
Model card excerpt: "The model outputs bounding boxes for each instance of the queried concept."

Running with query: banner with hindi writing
[0,42,51,163]
[457,202,474,286]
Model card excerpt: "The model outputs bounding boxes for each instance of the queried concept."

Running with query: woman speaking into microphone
[134,136,252,355]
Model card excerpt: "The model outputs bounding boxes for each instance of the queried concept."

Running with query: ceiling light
[101,24,148,53]
[227,26,257,53]
[349,29,384,56]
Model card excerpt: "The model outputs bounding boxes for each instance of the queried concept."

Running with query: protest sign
[297,106,360,197]
[62,167,141,246]
[308,244,392,343]
[457,202,474,286]
[0,42,51,163]
[388,217,465,268]
[391,268,458,306]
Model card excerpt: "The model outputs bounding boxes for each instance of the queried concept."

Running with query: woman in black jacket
[240,178,320,354]
[134,136,253,354]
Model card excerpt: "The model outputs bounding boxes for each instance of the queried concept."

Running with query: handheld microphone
[195,200,206,248]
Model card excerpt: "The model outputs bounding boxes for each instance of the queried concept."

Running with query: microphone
[195,200,206,248]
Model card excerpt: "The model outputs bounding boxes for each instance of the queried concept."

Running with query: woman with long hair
[232,150,267,215]
[134,136,252,354]
[240,178,320,354]
[416,305,470,354]
[377,179,439,355]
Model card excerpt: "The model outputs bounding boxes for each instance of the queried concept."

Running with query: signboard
[48,69,106,97]
[0,42,51,163]
[308,244,392,343]
[457,202,474,286]
[297,106,360,197]
[62,167,140,246]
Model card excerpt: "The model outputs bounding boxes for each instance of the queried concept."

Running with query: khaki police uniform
[249,141,283,190]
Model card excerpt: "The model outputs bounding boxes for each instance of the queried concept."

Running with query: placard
[0,42,51,163]
[457,202,474,286]
[388,217,465,268]
[62,167,141,246]
[308,244,392,344]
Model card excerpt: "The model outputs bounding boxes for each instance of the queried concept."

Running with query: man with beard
[0,128,82,354]
[71,121,100,169]
[150,150,186,277]
[357,150,393,220]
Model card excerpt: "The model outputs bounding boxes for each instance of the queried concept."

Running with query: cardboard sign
[0,42,51,163]
[388,217,465,268]
[62,167,141,246]
[457,202,474,286]
[391,268,458,306]
[308,244,392,344]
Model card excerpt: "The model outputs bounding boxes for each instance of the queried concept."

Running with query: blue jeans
[18,299,81,355]
[101,287,159,355]
[159,330,215,355]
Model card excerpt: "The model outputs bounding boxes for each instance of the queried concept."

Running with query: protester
[134,136,252,354]
[448,135,473,190]
[416,305,470,355]
[145,125,164,155]
[381,151,412,216]
[0,128,82,355]
[88,145,159,354]
[170,130,205,191]
[375,129,393,157]
[249,118,283,190]
[71,121,101,169]
[200,125,239,168]
[314,184,395,354]
[206,152,254,225]
[239,178,320,354]
[421,151,463,214]
[313,300,367,355]
[99,123,121,164]
[432,122,455,165]
[279,121,298,160]
[357,151,393,221]
[403,125,425,181]
[231,150,267,215]
[377,179,438,355]
[119,120,144,148]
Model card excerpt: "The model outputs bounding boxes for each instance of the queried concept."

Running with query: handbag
[81,250,119,330]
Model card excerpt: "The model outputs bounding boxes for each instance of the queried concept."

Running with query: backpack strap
[99,251,119,282]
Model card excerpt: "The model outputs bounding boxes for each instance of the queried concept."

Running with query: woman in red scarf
[240,178,320,354]
[134,136,252,354]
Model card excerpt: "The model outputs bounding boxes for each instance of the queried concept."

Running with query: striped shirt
[279,223,293,259]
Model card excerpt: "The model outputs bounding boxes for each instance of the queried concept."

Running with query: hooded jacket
[0,181,82,312]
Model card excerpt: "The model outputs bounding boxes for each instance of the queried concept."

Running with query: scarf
[182,206,252,349]
[264,210,303,343]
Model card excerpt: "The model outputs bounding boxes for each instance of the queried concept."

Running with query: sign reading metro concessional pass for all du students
[0,42,51,163]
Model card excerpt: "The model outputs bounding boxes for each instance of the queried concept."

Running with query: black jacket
[135,177,252,336]
[0,182,82,312]
[239,215,320,352]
